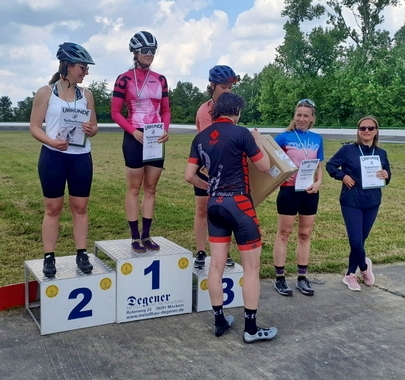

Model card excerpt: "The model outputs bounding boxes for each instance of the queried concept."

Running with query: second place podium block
[24,254,116,335]
[94,237,193,323]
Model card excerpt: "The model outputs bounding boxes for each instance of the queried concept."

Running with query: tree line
[1,0,405,128]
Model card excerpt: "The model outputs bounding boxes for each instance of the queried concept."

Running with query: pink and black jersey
[111,68,170,134]
[188,119,263,197]
[275,129,324,186]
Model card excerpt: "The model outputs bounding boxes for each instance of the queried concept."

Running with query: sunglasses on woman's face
[137,47,157,55]
[358,126,376,132]
[75,64,89,72]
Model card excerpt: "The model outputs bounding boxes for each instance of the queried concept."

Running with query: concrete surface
[1,263,404,380]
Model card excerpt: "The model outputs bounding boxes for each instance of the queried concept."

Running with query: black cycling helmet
[129,31,158,52]
[209,65,240,84]
[56,42,95,64]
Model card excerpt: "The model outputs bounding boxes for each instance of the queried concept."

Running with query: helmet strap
[137,62,151,69]
[134,52,151,69]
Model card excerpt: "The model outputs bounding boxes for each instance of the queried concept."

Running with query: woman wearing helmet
[111,31,170,252]
[193,65,240,269]
[29,42,98,277]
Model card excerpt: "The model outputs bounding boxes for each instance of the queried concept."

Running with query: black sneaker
[225,255,235,267]
[76,252,93,274]
[194,251,207,268]
[43,253,56,277]
[296,277,314,296]
[274,277,293,296]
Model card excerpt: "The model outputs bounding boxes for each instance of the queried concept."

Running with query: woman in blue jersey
[185,93,277,343]
[272,99,324,297]
[30,42,98,277]
[326,116,391,291]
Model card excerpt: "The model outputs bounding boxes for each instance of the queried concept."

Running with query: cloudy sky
[1,0,405,106]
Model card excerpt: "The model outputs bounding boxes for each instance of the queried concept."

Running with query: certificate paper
[295,159,320,191]
[143,123,164,161]
[57,107,91,147]
[360,155,385,189]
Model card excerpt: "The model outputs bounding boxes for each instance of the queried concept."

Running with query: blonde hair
[286,103,316,131]
[356,115,379,146]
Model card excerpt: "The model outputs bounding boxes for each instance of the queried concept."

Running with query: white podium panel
[94,237,192,323]
[192,257,244,312]
[24,254,116,335]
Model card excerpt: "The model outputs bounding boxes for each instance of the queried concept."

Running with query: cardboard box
[248,134,298,207]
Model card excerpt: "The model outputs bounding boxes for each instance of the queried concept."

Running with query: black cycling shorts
[207,194,261,250]
[38,145,93,198]
[122,130,164,169]
[276,186,319,216]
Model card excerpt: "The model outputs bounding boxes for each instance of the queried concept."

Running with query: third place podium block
[193,257,244,312]
[94,237,192,323]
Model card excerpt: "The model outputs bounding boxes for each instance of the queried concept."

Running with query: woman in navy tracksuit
[326,116,391,291]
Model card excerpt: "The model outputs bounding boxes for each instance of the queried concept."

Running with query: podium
[192,257,244,312]
[94,237,193,323]
[24,254,116,335]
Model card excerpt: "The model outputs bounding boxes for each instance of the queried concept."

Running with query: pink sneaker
[361,257,375,286]
[342,273,361,291]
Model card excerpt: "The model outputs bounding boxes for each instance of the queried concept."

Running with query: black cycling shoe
[43,253,56,278]
[225,255,235,267]
[214,315,234,337]
[194,251,207,268]
[76,252,93,274]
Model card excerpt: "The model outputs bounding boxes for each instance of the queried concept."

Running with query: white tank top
[44,83,91,154]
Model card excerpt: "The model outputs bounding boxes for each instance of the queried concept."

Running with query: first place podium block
[24,254,116,335]
[193,257,244,312]
[94,237,192,323]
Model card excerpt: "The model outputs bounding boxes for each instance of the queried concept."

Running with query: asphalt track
[1,264,405,380]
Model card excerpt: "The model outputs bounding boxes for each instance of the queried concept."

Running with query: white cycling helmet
[129,31,158,52]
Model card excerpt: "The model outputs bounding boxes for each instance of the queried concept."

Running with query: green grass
[0,132,404,287]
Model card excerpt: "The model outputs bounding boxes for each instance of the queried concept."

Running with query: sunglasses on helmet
[136,47,157,55]
[297,98,316,107]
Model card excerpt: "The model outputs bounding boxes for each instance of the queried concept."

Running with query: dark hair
[49,61,75,85]
[211,93,245,120]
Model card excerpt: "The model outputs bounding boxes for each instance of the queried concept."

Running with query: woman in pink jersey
[111,31,170,252]
[193,65,239,269]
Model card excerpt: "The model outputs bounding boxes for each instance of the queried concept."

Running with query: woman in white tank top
[29,42,98,278]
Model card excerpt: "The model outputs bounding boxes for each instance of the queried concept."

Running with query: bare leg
[273,214,296,267]
[125,167,144,221]
[141,166,163,219]
[240,246,262,309]
[296,214,316,265]
[42,197,64,252]
[69,196,89,249]
[194,196,208,252]
[208,241,230,305]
